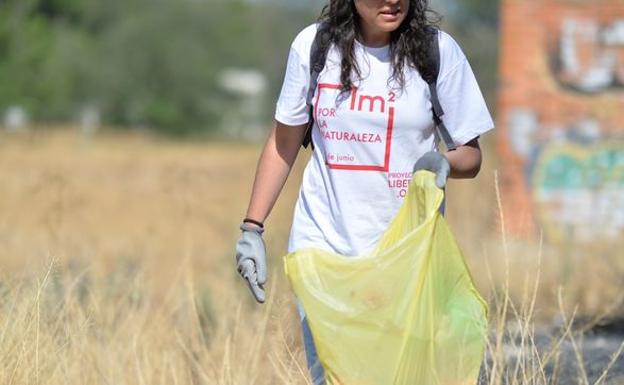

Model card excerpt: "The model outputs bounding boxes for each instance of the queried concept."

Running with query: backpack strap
[303,23,330,150]
[303,26,457,152]
[425,29,457,151]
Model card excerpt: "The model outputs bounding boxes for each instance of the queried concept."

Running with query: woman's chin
[376,17,405,32]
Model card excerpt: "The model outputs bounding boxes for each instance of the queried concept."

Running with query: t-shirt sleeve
[274,26,316,126]
[435,31,495,146]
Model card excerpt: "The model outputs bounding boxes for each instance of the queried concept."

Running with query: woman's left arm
[444,137,482,179]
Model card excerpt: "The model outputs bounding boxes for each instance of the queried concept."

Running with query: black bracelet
[243,218,264,228]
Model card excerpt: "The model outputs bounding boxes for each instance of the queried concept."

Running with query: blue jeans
[298,303,326,385]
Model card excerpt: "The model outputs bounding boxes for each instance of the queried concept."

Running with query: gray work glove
[413,151,451,189]
[235,223,267,303]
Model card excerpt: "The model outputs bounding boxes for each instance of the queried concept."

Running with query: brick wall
[498,0,624,242]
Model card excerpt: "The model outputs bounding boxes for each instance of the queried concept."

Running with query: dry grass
[0,129,622,384]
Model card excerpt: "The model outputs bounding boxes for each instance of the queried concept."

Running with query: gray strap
[303,23,329,149]
[304,26,457,151]
[428,82,456,151]
[428,29,457,151]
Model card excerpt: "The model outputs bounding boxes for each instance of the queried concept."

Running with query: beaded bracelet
[243,218,264,229]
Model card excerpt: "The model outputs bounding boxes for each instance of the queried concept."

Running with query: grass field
[0,129,622,384]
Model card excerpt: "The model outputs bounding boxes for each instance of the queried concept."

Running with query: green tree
[0,0,499,135]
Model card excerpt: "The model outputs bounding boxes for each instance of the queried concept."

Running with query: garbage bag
[283,171,489,385]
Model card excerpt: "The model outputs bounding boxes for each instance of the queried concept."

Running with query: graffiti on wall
[550,18,624,93]
[533,144,624,242]
[508,108,624,242]
[499,1,624,241]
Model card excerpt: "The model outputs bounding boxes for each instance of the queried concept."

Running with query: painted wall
[498,0,624,243]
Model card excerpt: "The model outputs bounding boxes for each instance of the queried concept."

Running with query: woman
[235,0,494,383]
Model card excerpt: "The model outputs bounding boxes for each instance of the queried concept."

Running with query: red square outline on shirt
[315,83,395,172]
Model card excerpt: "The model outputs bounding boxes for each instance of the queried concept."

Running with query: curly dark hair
[317,0,440,92]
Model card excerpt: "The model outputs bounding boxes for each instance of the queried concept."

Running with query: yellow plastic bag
[284,171,488,385]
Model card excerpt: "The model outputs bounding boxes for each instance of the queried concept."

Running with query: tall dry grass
[0,129,622,384]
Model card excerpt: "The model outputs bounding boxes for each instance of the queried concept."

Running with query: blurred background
[0,0,497,136]
[0,0,623,384]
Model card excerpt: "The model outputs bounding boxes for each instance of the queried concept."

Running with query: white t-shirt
[275,24,494,257]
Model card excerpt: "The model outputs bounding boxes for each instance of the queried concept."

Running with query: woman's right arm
[236,121,307,303]
[236,26,311,302]
[244,120,308,226]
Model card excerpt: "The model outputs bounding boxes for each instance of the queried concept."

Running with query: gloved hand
[413,151,451,189]
[235,223,267,303]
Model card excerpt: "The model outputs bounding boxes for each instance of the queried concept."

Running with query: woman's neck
[356,24,390,47]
